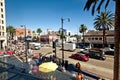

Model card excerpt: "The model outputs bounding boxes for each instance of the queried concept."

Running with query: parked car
[70,52,89,61]
[85,51,106,60]
[6,51,15,55]
[105,51,114,55]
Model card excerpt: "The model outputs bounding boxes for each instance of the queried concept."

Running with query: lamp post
[21,25,27,63]
[61,18,70,66]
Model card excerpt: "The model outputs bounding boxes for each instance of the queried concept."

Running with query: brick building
[14,28,32,41]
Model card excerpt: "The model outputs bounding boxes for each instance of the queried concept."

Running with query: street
[34,46,114,79]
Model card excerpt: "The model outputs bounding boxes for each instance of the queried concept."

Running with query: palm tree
[79,24,87,45]
[6,26,15,40]
[94,10,114,48]
[32,30,35,34]
[37,28,42,35]
[6,26,15,46]
[84,0,120,80]
[37,28,42,42]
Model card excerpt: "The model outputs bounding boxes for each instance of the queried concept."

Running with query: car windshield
[76,52,85,56]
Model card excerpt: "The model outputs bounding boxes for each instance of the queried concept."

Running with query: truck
[63,42,76,51]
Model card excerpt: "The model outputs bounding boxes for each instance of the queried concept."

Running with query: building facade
[84,30,114,48]
[15,28,32,41]
[0,0,7,50]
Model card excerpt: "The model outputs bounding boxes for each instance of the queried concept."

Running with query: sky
[5,0,115,34]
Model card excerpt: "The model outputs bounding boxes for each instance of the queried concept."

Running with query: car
[85,51,106,60]
[70,52,89,61]
[6,51,15,55]
[105,51,114,55]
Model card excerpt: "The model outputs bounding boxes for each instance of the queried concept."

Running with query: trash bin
[65,60,68,69]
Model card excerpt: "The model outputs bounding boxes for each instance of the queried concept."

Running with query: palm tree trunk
[114,0,120,80]
[103,28,105,48]
[83,32,85,45]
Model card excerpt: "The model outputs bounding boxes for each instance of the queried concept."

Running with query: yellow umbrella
[39,62,58,73]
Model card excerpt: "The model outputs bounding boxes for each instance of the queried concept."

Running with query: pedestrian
[77,73,84,80]
[98,75,102,80]
[32,64,38,77]
[76,62,81,73]
[35,58,40,66]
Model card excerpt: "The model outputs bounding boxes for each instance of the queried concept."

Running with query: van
[30,42,41,50]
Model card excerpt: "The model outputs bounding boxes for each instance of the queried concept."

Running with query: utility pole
[61,18,70,66]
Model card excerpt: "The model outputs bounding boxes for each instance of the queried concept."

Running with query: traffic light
[53,41,56,48]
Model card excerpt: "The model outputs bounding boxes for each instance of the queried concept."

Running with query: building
[15,28,32,41]
[84,30,114,48]
[0,0,7,50]
[40,34,60,44]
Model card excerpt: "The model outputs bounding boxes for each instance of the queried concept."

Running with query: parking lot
[33,46,114,79]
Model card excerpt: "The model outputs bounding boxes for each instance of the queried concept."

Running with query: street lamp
[21,25,27,63]
[61,18,70,66]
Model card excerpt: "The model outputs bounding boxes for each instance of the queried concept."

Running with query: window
[2,20,4,24]
[95,38,98,40]
[88,38,91,40]
[28,31,30,33]
[1,8,3,12]
[92,38,94,40]
[1,14,4,18]
[99,38,102,40]
[1,2,3,6]
[0,32,1,36]
[2,32,4,36]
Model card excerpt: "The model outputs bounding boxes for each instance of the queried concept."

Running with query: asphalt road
[34,46,114,79]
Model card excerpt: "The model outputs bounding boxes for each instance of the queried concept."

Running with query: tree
[32,30,35,34]
[84,0,120,80]
[6,26,15,40]
[37,28,42,35]
[37,28,42,42]
[79,24,87,44]
[6,26,15,47]
[94,10,114,48]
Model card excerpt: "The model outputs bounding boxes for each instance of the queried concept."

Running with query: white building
[0,0,7,50]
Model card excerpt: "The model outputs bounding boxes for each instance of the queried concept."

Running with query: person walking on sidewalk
[77,73,84,80]
[76,62,81,73]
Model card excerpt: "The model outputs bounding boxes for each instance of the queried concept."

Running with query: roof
[85,30,114,36]
[40,34,58,37]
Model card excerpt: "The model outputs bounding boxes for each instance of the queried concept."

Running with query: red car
[6,51,15,55]
[70,52,89,61]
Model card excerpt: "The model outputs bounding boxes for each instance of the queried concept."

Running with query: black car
[85,51,106,60]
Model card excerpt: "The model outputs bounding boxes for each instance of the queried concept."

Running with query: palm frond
[96,0,105,13]
[84,0,95,11]
[105,0,110,9]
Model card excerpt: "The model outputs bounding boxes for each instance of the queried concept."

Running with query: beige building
[84,30,114,48]
[0,0,7,50]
